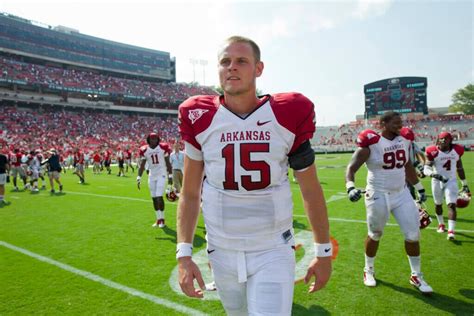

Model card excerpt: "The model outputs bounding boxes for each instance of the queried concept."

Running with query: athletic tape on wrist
[176,242,193,259]
[346,181,355,190]
[314,242,332,257]
[461,179,468,186]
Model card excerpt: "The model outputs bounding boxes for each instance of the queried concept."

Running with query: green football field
[1,153,473,315]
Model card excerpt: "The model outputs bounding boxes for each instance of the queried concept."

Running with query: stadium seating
[0,56,218,108]
[313,116,474,152]
[0,104,180,157]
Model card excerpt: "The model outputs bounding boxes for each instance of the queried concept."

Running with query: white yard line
[62,191,177,204]
[13,190,473,233]
[0,241,207,316]
[293,214,474,233]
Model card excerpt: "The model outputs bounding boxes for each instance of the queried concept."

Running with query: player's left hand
[415,164,425,178]
[417,188,427,203]
[462,185,470,194]
[304,256,332,293]
[178,257,205,298]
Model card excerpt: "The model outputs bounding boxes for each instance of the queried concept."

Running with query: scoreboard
[364,77,427,117]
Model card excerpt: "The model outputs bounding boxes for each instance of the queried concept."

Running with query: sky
[0,0,472,126]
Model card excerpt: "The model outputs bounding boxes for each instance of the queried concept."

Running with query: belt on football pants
[237,251,247,283]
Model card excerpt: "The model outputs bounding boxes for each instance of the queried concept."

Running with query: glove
[431,173,448,183]
[415,164,425,178]
[417,189,427,203]
[347,187,362,202]
[462,185,470,194]
[136,176,141,190]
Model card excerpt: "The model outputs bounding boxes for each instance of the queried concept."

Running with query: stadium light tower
[199,59,208,85]
[189,58,198,83]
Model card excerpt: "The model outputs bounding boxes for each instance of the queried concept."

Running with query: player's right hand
[431,173,448,183]
[178,257,205,298]
[136,176,141,190]
[347,187,362,202]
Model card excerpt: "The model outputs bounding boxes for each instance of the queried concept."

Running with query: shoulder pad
[453,144,464,157]
[139,145,148,156]
[159,142,172,155]
[400,127,415,141]
[270,92,316,154]
[425,145,439,160]
[357,130,380,148]
[178,95,219,150]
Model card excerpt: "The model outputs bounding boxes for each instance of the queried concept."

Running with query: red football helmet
[416,202,432,229]
[437,132,453,145]
[146,133,160,145]
[456,192,471,208]
[165,185,178,202]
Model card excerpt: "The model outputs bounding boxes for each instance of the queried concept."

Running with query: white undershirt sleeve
[184,141,203,161]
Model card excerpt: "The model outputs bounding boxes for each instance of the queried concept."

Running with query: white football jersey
[357,130,412,192]
[425,144,464,180]
[139,143,171,180]
[179,93,316,251]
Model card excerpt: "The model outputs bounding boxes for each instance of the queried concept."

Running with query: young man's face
[382,116,402,135]
[218,41,263,96]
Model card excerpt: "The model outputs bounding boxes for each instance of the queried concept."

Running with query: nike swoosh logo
[207,249,215,254]
[257,120,271,126]
[324,248,331,253]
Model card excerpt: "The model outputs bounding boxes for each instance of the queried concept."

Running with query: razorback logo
[367,133,377,139]
[188,109,209,124]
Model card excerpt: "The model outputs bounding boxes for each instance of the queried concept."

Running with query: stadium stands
[0,104,180,157]
[313,115,474,152]
[0,56,218,108]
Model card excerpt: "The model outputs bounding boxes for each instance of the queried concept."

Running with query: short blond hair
[223,35,261,62]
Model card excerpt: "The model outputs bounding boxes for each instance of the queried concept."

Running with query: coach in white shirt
[170,143,184,193]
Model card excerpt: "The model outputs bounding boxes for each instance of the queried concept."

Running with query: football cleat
[363,268,376,287]
[447,231,455,240]
[410,273,433,294]
[437,224,446,233]
[152,219,165,228]
[205,281,217,291]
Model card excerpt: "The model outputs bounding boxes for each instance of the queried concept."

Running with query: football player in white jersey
[176,36,331,315]
[136,133,172,228]
[424,132,469,240]
[345,111,433,294]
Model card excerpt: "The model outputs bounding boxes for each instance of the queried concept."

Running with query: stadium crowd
[1,56,218,105]
[0,105,180,159]
[314,115,474,150]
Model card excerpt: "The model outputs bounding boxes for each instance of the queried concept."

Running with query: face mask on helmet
[416,201,432,229]
[457,192,471,208]
[165,185,178,202]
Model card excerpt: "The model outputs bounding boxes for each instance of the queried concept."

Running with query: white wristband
[346,181,355,190]
[461,179,468,186]
[314,242,332,257]
[136,176,141,182]
[414,182,424,191]
[176,242,193,259]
